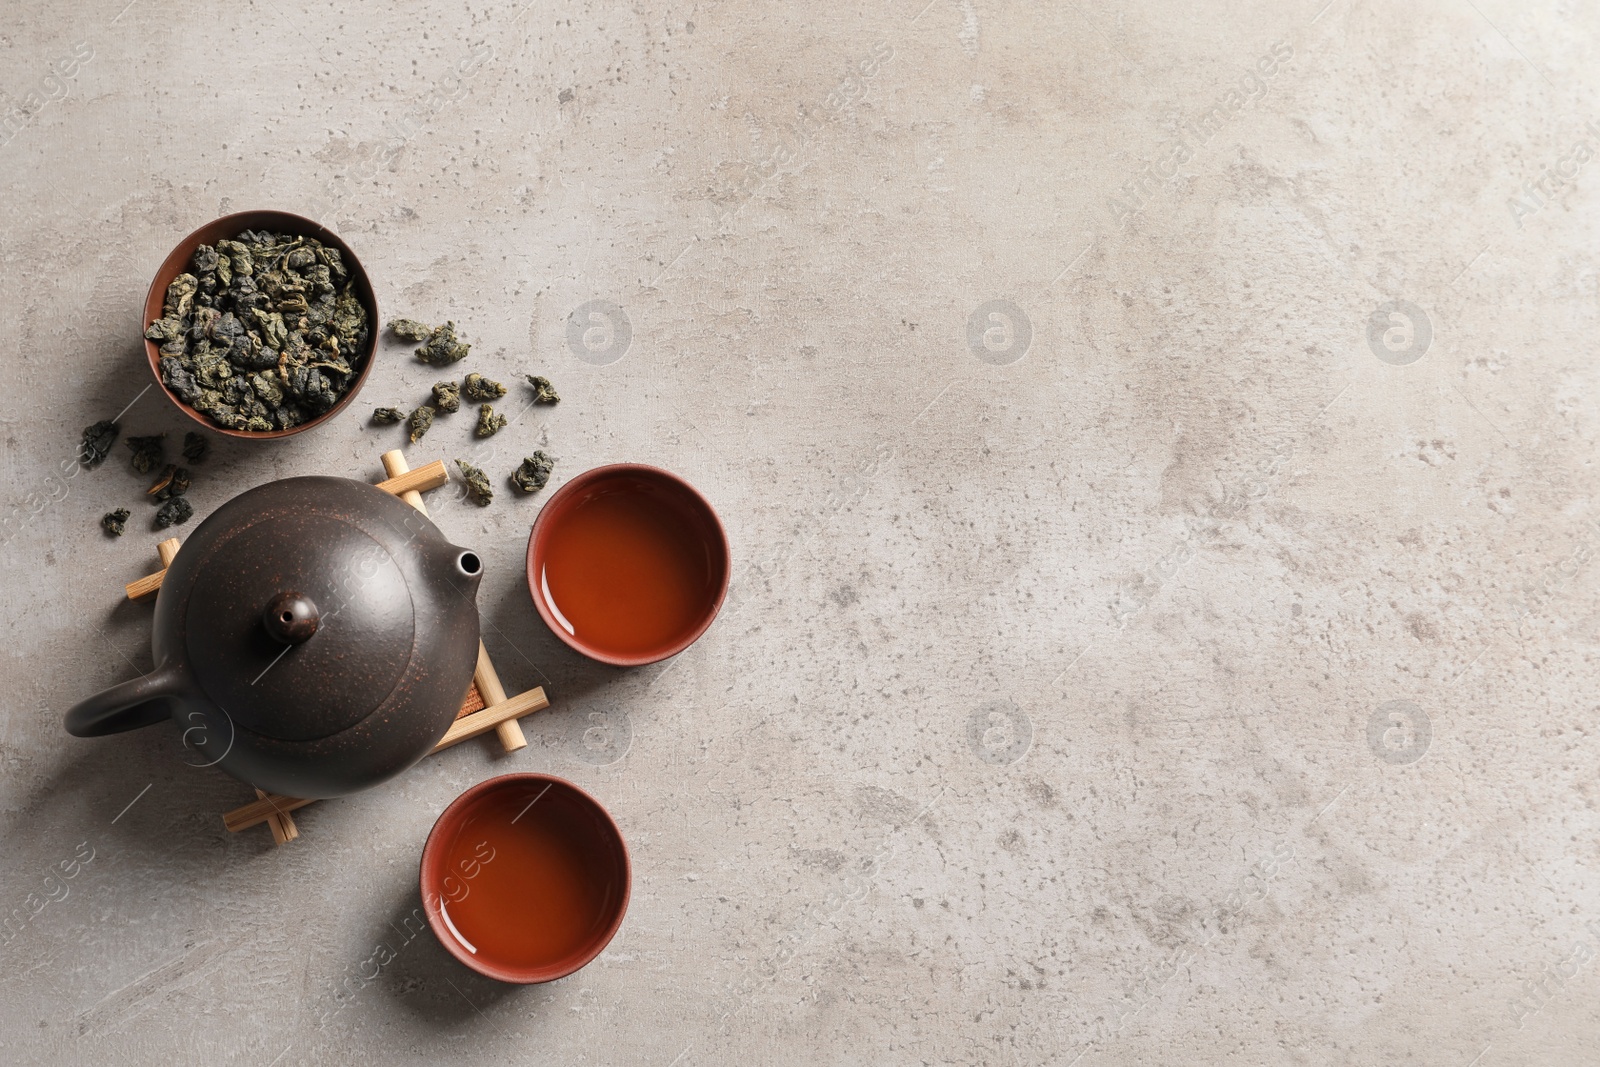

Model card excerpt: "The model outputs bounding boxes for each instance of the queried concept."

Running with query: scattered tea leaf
[101,508,130,537]
[456,460,493,506]
[525,375,560,404]
[79,420,120,470]
[474,404,506,437]
[146,465,190,501]
[407,405,435,443]
[126,434,166,475]
[511,452,555,494]
[431,380,461,413]
[146,465,174,497]
[371,407,406,424]
[388,318,434,342]
[155,496,194,528]
[181,431,210,464]
[461,372,505,402]
[415,321,470,365]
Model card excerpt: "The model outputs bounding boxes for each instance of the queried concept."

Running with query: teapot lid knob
[263,592,320,645]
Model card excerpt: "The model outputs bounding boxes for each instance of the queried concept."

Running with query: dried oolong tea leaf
[407,405,435,443]
[388,318,434,342]
[155,496,194,528]
[456,460,493,507]
[101,508,130,537]
[371,407,406,424]
[415,321,470,366]
[79,420,120,469]
[431,380,461,414]
[161,273,197,321]
[181,431,210,464]
[474,404,506,438]
[151,230,371,433]
[525,375,560,404]
[146,464,175,498]
[146,465,190,501]
[511,452,555,494]
[461,372,505,402]
[126,434,166,475]
[166,467,192,499]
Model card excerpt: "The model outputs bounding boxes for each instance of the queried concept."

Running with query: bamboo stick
[380,448,431,511]
[156,538,181,567]
[472,645,527,752]
[433,686,548,750]
[125,538,186,601]
[124,571,164,602]
[373,460,448,499]
[224,794,316,833]
[255,787,298,844]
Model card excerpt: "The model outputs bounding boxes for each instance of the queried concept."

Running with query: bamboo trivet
[122,449,549,845]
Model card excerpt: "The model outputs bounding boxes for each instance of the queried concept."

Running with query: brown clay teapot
[66,476,483,798]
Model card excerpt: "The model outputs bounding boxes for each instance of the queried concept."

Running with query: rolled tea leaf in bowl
[147,231,372,433]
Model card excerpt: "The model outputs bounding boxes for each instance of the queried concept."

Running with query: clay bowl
[525,464,730,667]
[420,774,631,984]
[142,209,379,440]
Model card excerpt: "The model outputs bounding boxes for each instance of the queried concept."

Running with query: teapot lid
[183,510,415,742]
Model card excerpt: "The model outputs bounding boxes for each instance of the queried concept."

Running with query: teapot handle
[65,663,182,737]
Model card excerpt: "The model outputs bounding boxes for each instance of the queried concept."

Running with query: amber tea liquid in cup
[526,464,729,666]
[420,774,630,984]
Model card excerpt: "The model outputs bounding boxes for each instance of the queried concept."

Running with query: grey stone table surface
[2,0,1598,1063]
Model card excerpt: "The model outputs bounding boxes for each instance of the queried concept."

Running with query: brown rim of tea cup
[142,210,379,440]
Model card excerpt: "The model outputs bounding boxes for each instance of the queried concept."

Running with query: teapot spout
[447,546,484,601]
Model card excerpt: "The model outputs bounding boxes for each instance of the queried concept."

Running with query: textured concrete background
[2,0,1599,1063]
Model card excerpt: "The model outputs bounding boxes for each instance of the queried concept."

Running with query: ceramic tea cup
[525,464,730,667]
[143,209,379,439]
[420,774,631,984]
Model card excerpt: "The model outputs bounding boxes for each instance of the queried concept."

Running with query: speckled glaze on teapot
[66,476,482,799]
